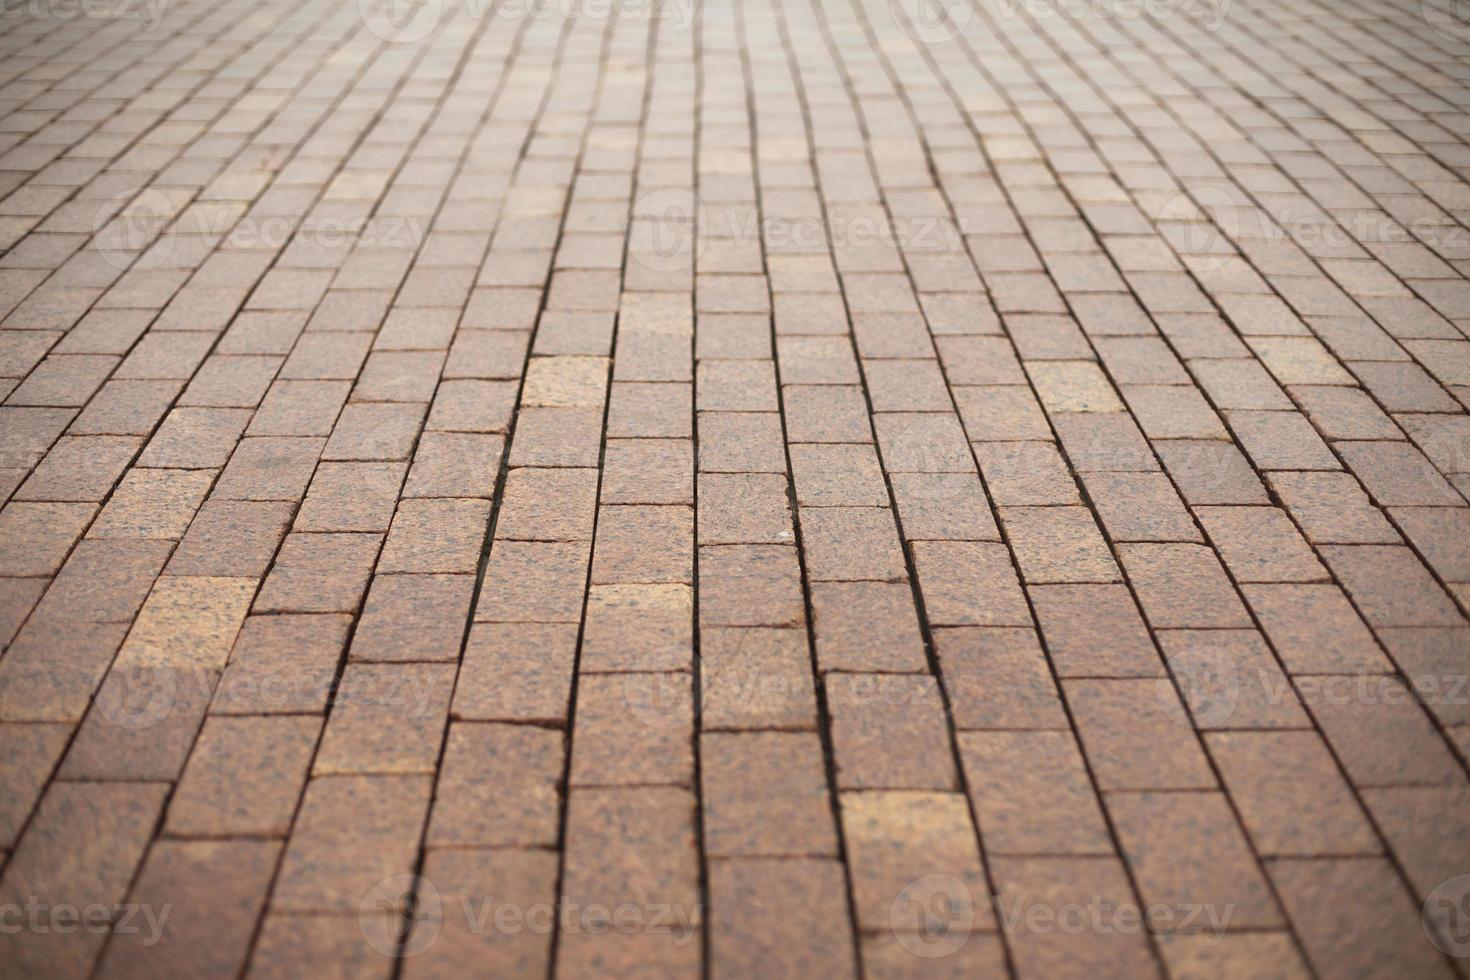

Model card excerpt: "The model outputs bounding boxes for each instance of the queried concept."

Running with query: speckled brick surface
[1,0,1469,974]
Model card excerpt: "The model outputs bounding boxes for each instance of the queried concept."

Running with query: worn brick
[1118,543,1252,629]
[138,407,251,469]
[166,500,291,577]
[974,440,1079,505]
[1066,679,1216,790]
[1159,629,1307,729]
[0,723,69,849]
[570,672,693,786]
[98,840,280,980]
[889,470,1000,541]
[1156,439,1269,505]
[351,573,473,663]
[71,379,181,436]
[0,782,167,978]
[296,461,406,533]
[167,715,320,838]
[1376,628,1470,727]
[1206,731,1379,856]
[1196,506,1327,582]
[602,438,693,504]
[702,731,835,856]
[406,849,557,978]
[1323,544,1463,627]
[1267,470,1400,544]
[255,532,381,613]
[1337,440,1464,507]
[912,540,1030,627]
[700,627,817,731]
[313,663,455,775]
[592,504,694,584]
[990,856,1155,978]
[937,626,1067,730]
[799,506,907,581]
[959,730,1111,855]
[1081,471,1200,542]
[828,673,955,790]
[322,402,425,462]
[1296,675,1463,787]
[0,620,130,723]
[555,788,701,975]
[811,580,925,672]
[455,622,576,722]
[709,859,855,979]
[841,791,992,934]
[212,614,351,715]
[474,539,591,623]
[608,382,692,438]
[16,435,139,501]
[1000,505,1119,583]
[1269,858,1450,979]
[581,583,692,672]
[497,467,599,540]
[1156,933,1309,980]
[1030,583,1163,677]
[273,775,431,912]
[89,468,212,540]
[427,721,563,847]
[1109,791,1282,928]
[426,379,517,433]
[783,384,873,442]
[378,498,491,574]
[699,545,804,628]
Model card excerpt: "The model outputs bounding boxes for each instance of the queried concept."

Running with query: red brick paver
[1,0,1469,975]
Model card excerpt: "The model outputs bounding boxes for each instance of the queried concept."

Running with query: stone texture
[3,4,1465,972]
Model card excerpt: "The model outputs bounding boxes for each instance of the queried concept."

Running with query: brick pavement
[0,0,1468,974]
